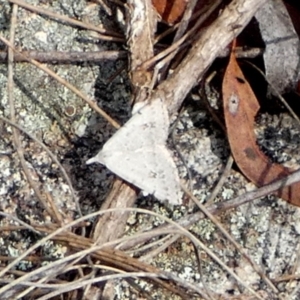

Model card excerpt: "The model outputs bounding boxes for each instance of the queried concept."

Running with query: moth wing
[99,145,181,205]
[87,98,169,163]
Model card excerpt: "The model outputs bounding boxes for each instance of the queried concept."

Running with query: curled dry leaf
[152,0,188,24]
[222,47,300,207]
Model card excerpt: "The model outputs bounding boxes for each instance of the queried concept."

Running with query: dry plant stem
[105,64,126,84]
[37,212,263,300]
[19,247,85,299]
[114,231,176,252]
[170,107,193,191]
[88,184,134,297]
[138,234,180,261]
[19,253,94,300]
[219,47,264,58]
[0,50,126,63]
[245,60,300,125]
[207,167,300,213]
[0,36,120,129]
[19,240,215,299]
[0,211,198,299]
[9,0,124,41]
[205,155,234,206]
[0,208,261,299]
[153,0,264,116]
[95,0,112,16]
[0,254,58,263]
[0,115,78,214]
[26,273,192,300]
[192,245,214,300]
[17,272,53,300]
[91,0,156,249]
[154,0,221,43]
[126,0,155,104]
[67,266,175,300]
[74,213,263,299]
[45,192,65,225]
[128,233,175,255]
[118,168,300,252]
[157,0,200,79]
[181,184,279,295]
[8,5,59,223]
[91,178,137,244]
[217,170,300,209]
[274,273,300,283]
[0,212,41,235]
[173,0,199,41]
[143,0,222,72]
[0,268,41,278]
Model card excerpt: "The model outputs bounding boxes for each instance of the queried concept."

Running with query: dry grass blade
[9,0,123,41]
[0,36,120,129]
[0,208,213,299]
[84,208,265,299]
[23,273,191,300]
[205,155,234,206]
[0,207,263,299]
[0,50,127,63]
[8,4,61,223]
[0,115,79,216]
[245,60,300,125]
[136,234,180,260]
[143,0,222,72]
[181,184,279,297]
[115,168,300,256]
[0,212,41,235]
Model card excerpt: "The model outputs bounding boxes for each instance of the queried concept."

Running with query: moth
[87,98,182,205]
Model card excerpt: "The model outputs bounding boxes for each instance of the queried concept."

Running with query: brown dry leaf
[222,44,300,207]
[152,0,188,24]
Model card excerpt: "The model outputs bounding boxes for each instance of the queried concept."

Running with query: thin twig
[181,183,279,295]
[0,208,215,299]
[8,4,59,222]
[245,60,300,125]
[0,114,80,217]
[114,168,300,256]
[0,36,120,129]
[9,0,123,41]
[213,168,300,212]
[205,155,234,206]
[95,0,112,16]
[137,234,180,261]
[170,106,193,191]
[0,207,262,299]
[0,50,126,63]
[157,0,200,81]
[142,0,222,71]
[0,212,41,235]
